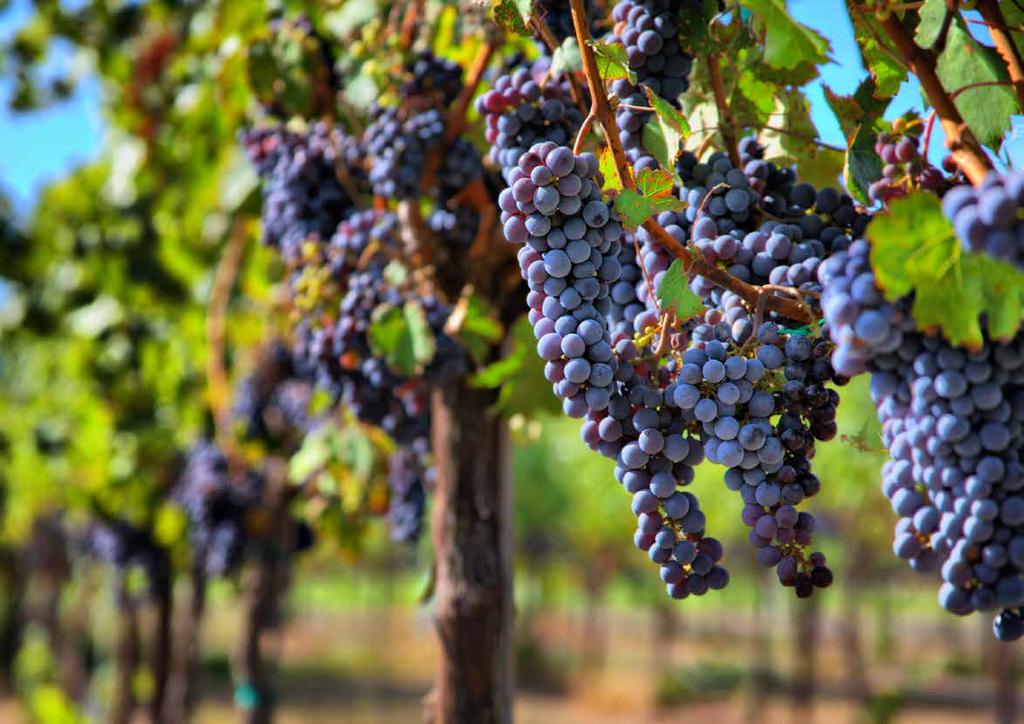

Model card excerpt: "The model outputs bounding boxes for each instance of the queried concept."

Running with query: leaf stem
[707,53,741,168]
[977,0,1024,107]
[206,218,248,458]
[569,0,813,324]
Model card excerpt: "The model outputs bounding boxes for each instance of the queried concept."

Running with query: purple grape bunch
[819,237,1024,640]
[942,171,1024,272]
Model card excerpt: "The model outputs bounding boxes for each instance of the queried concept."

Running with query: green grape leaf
[382,260,408,286]
[343,74,379,111]
[616,187,684,228]
[915,2,1018,149]
[1000,3,1024,59]
[868,193,1024,348]
[823,77,891,204]
[642,86,689,168]
[220,149,258,211]
[598,148,623,192]
[848,5,907,97]
[641,120,672,175]
[914,0,949,47]
[657,259,705,321]
[843,125,883,205]
[759,88,840,190]
[324,1,380,37]
[586,40,636,84]
[737,69,776,118]
[551,37,583,76]
[471,316,560,417]
[450,291,504,364]
[493,0,530,36]
[636,168,675,199]
[678,0,718,53]
[368,301,437,376]
[739,0,831,69]
[823,77,891,139]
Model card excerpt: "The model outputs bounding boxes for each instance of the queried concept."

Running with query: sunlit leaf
[868,193,1024,348]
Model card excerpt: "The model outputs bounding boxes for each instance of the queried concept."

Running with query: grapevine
[6,1,1024,722]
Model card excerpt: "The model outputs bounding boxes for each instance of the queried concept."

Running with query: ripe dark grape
[241,123,358,261]
[388,443,430,544]
[172,443,260,577]
[819,232,1024,639]
[477,59,583,178]
[869,118,952,206]
[611,0,695,103]
[942,171,1024,271]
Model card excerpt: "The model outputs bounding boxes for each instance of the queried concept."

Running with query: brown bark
[790,595,819,720]
[426,381,513,724]
[235,461,292,724]
[148,558,174,723]
[977,0,1024,108]
[580,572,609,672]
[0,548,23,694]
[111,576,140,724]
[744,577,772,723]
[163,564,207,723]
[983,626,1015,720]
[841,550,871,707]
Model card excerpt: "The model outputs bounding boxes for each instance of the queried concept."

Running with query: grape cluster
[501,143,624,416]
[233,342,314,451]
[241,123,357,261]
[869,119,947,204]
[174,443,257,577]
[820,237,1024,640]
[478,59,583,178]
[403,52,463,105]
[676,315,836,594]
[388,442,431,544]
[942,171,1024,272]
[611,0,694,103]
[501,143,730,595]
[585,343,728,600]
[292,210,435,445]
[534,0,597,43]
[80,519,170,594]
[246,46,488,546]
[363,106,446,199]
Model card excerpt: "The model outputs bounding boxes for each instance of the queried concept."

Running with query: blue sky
[0,0,1018,215]
[0,0,104,213]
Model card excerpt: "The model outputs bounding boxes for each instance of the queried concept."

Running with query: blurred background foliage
[0,0,1018,722]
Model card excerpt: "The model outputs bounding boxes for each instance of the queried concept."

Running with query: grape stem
[756,124,846,153]
[964,17,1024,36]
[445,35,500,145]
[922,108,937,161]
[707,54,742,168]
[206,217,248,465]
[574,111,597,154]
[569,0,815,324]
[400,0,426,49]
[977,0,1024,107]
[879,14,992,186]
[408,35,502,264]
[570,0,633,189]
[950,79,1016,100]
[928,3,955,55]
[531,15,587,110]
